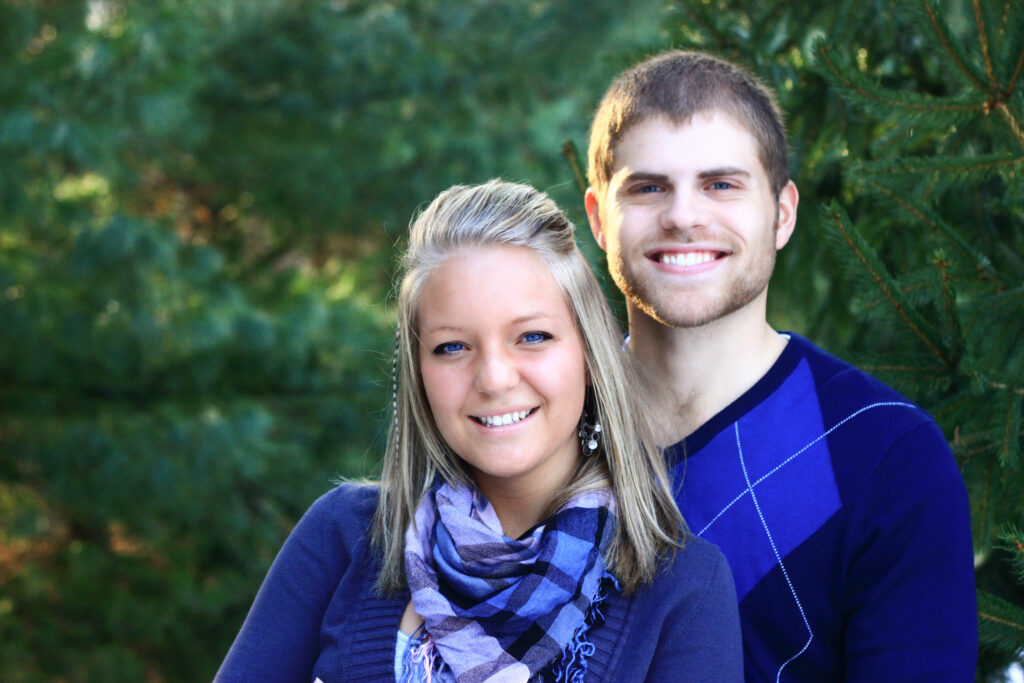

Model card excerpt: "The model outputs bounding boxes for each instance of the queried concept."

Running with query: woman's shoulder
[676,533,729,568]
[277,483,381,581]
[308,481,380,528]
[646,534,735,602]
[318,480,380,509]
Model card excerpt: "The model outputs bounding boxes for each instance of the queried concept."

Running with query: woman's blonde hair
[372,179,685,595]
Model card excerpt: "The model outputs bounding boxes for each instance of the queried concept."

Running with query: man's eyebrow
[619,171,671,185]
[698,167,751,179]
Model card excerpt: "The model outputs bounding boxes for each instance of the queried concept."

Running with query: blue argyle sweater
[667,333,976,682]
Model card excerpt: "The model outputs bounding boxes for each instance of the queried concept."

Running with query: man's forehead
[610,112,764,177]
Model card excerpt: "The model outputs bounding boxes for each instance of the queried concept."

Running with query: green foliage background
[1,0,1021,680]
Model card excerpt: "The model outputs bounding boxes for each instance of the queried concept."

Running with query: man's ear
[584,188,607,251]
[775,180,799,250]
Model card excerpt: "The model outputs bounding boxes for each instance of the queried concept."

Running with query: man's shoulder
[785,333,901,396]
[779,333,956,479]
[782,333,931,426]
[670,333,938,466]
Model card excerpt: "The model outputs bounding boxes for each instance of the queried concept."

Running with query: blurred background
[1,0,1021,680]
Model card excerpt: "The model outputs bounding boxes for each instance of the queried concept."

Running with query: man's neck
[627,304,788,447]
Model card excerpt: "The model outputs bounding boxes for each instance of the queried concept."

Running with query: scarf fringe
[549,577,616,683]
[401,627,449,683]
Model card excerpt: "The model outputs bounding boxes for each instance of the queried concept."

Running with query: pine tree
[812,2,1023,673]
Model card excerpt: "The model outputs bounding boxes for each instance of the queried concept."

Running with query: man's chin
[630,290,765,329]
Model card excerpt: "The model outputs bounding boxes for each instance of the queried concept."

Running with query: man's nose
[660,186,711,232]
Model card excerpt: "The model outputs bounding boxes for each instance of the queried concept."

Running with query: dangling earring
[578,410,602,456]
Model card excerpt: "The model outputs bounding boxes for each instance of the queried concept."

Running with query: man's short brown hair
[587,50,790,198]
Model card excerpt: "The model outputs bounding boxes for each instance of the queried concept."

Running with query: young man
[584,51,977,681]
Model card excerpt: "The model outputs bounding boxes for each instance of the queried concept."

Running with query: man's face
[586,111,797,329]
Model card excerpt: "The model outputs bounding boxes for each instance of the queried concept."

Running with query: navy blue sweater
[216,484,743,681]
[668,333,977,681]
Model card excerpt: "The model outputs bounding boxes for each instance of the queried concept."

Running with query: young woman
[216,180,742,682]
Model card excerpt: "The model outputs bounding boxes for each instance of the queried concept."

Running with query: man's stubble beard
[610,227,778,330]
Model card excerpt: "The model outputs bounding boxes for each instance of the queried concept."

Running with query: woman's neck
[477,483,556,539]
[473,462,579,539]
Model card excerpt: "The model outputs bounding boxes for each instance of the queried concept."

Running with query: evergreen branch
[977,589,1024,655]
[860,364,942,373]
[560,139,587,196]
[935,392,977,421]
[674,2,731,47]
[823,203,949,365]
[971,0,1001,91]
[920,0,989,92]
[977,286,1024,306]
[965,372,1024,396]
[956,440,1005,461]
[934,253,963,365]
[978,460,995,544]
[960,445,996,460]
[853,153,1023,176]
[952,425,1024,449]
[997,1,1012,42]
[1007,32,1024,95]
[996,102,1024,150]
[860,179,999,282]
[817,43,984,113]
[978,610,1024,632]
[997,526,1024,584]
[1001,392,1022,467]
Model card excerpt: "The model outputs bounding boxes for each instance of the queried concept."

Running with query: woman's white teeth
[480,410,530,427]
[661,252,715,266]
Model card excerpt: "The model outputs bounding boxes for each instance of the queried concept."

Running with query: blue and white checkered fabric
[405,483,615,682]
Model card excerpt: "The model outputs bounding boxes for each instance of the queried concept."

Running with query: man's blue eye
[522,332,551,343]
[710,181,733,190]
[434,342,465,355]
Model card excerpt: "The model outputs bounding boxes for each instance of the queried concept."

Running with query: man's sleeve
[843,420,977,681]
[215,486,352,682]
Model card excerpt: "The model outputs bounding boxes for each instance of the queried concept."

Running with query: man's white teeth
[660,252,715,266]
[479,410,530,427]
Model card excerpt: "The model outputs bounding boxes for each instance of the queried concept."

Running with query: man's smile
[648,248,728,268]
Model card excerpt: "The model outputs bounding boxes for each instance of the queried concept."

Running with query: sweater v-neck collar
[665,333,806,465]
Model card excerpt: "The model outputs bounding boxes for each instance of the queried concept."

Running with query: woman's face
[417,244,587,500]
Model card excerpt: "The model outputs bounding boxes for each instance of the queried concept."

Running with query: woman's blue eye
[638,184,661,194]
[433,342,465,355]
[522,331,551,344]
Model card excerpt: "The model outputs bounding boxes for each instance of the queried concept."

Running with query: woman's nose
[474,349,519,395]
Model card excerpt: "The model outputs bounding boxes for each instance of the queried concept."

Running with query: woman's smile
[470,407,537,429]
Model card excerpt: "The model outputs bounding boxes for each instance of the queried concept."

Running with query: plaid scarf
[404,482,615,683]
